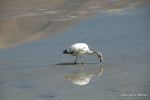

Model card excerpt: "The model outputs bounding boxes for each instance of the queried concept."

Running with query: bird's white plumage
[63,43,103,64]
[69,43,91,55]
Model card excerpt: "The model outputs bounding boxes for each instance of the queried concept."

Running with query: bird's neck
[87,50,94,54]
[93,51,99,55]
[87,50,99,54]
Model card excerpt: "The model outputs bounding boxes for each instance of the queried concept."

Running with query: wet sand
[0,0,149,48]
[0,1,150,100]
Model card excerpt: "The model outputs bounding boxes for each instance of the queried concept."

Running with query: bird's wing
[69,47,83,54]
[69,43,89,54]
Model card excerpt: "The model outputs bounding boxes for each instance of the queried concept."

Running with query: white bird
[63,43,103,64]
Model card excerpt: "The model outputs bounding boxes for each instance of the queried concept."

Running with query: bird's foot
[81,62,84,65]
[74,62,77,64]
[74,62,84,65]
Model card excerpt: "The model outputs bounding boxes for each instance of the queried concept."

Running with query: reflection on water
[65,65,103,85]
[0,0,149,48]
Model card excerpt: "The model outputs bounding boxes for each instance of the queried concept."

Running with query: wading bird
[63,43,103,64]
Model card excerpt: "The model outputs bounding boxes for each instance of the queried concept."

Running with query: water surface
[0,1,150,100]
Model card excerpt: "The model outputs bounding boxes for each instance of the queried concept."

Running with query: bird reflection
[65,65,103,86]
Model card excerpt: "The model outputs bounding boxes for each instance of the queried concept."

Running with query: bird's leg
[80,56,84,64]
[74,56,78,64]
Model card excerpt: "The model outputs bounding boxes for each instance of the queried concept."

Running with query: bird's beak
[99,56,103,63]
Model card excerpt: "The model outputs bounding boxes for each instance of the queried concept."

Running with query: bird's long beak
[99,56,103,63]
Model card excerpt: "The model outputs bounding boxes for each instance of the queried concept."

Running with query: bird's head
[94,51,103,62]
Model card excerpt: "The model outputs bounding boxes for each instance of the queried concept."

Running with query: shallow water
[0,1,150,100]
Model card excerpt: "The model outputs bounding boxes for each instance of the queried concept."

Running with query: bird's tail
[63,49,68,54]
